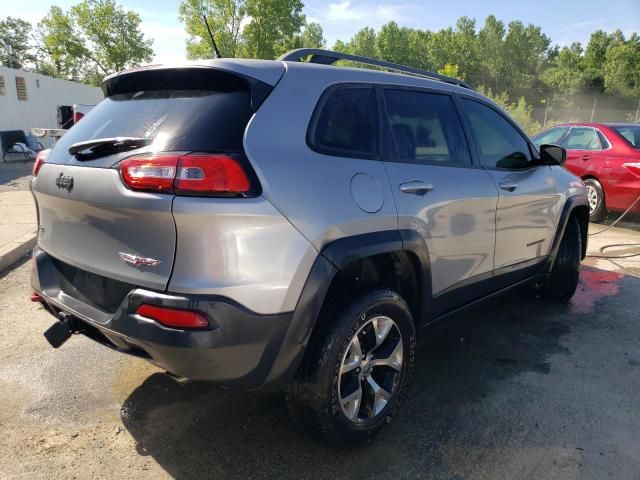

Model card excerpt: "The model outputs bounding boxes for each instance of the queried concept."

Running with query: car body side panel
[486,166,564,269]
[243,65,399,254]
[385,163,498,294]
[168,196,318,315]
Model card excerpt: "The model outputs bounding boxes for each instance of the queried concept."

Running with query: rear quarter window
[307,85,379,160]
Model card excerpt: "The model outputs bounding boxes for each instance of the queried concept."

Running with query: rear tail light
[119,156,177,192]
[136,304,209,330]
[119,153,253,196]
[73,111,85,124]
[33,149,50,176]
[624,162,640,177]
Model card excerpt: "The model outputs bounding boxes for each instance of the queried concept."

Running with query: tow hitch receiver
[44,312,79,348]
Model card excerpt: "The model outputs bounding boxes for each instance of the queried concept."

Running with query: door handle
[582,155,591,161]
[399,181,433,195]
[499,181,518,192]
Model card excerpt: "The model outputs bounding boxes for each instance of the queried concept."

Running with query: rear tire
[584,178,606,222]
[543,216,582,301]
[286,289,415,446]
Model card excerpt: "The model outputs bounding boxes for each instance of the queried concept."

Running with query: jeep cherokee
[31,49,589,445]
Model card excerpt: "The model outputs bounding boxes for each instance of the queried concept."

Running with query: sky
[6,0,640,64]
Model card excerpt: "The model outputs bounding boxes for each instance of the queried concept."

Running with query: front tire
[286,289,416,445]
[584,178,606,222]
[543,216,582,301]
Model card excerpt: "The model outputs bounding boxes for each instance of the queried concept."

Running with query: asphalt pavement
[1,223,639,479]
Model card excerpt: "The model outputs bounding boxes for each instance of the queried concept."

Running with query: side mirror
[539,144,566,166]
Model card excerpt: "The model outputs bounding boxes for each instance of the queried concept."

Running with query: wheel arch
[547,196,590,270]
[262,230,431,390]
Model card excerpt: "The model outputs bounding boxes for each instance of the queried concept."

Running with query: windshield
[612,125,640,149]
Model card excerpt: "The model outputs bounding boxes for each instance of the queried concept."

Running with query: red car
[532,123,640,221]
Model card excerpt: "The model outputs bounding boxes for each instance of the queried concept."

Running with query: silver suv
[31,49,589,445]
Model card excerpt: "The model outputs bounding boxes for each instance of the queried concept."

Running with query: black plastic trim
[545,195,589,269]
[432,257,547,318]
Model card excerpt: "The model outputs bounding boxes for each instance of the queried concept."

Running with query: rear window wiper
[68,137,151,159]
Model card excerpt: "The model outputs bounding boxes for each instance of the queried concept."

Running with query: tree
[583,30,612,90]
[298,22,325,48]
[438,63,465,80]
[285,21,326,50]
[376,22,413,65]
[0,17,34,69]
[36,0,153,84]
[502,21,550,101]
[179,0,247,58]
[179,0,305,60]
[36,7,86,80]
[540,43,588,101]
[603,32,640,97]
[477,15,506,92]
[334,27,377,57]
[242,0,305,59]
[71,0,154,75]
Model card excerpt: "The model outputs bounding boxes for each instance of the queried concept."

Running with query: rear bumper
[31,247,294,390]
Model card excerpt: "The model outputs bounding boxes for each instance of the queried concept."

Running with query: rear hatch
[32,64,280,293]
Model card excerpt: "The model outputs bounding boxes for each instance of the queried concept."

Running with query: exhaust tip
[164,371,191,385]
[30,292,43,302]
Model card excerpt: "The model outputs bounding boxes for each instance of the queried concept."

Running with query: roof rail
[278,48,473,90]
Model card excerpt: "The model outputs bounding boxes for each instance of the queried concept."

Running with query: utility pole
[590,96,597,122]
[635,99,640,123]
[543,98,550,128]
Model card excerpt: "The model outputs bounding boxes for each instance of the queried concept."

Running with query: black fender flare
[261,229,431,390]
[546,195,590,271]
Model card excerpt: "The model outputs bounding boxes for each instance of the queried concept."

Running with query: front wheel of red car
[584,178,606,222]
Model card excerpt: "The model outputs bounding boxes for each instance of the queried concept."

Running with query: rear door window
[563,127,602,151]
[532,126,569,147]
[461,98,533,169]
[308,86,379,159]
[384,89,470,166]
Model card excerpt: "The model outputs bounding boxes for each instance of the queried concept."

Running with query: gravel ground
[0,160,34,192]
[0,234,639,478]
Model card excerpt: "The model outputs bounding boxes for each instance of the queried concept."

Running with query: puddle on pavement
[570,270,623,314]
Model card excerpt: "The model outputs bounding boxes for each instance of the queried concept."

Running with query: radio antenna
[202,15,222,58]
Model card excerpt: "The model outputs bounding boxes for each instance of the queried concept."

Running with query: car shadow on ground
[120,266,634,478]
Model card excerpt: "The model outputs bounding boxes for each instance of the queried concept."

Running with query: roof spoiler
[101,65,274,112]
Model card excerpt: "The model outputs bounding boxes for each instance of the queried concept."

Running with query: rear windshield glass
[49,89,253,165]
[612,125,640,149]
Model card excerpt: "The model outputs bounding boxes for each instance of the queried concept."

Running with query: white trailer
[0,66,103,147]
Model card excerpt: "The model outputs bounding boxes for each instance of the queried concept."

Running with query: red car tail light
[33,149,50,176]
[136,304,209,330]
[119,153,252,196]
[623,162,640,178]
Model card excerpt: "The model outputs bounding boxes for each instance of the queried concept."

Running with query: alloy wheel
[338,315,403,422]
[586,184,598,214]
